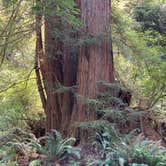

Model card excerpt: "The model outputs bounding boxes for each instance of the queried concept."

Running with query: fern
[30,130,80,162]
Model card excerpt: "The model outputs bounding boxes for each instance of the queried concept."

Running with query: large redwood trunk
[70,0,114,136]
[36,0,77,133]
[61,45,77,136]
[35,0,114,136]
[44,18,63,132]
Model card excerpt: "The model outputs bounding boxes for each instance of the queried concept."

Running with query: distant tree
[133,1,166,47]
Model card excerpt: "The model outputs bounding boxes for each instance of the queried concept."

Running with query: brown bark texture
[44,8,63,132]
[35,0,114,136]
[70,0,114,136]
[61,45,77,136]
[36,0,77,133]
[35,0,46,111]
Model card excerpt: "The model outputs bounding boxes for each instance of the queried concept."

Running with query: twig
[0,77,36,94]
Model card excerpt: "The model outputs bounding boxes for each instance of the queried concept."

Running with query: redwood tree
[70,0,114,133]
[35,0,114,137]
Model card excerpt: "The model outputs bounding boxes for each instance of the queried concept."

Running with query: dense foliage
[113,0,166,109]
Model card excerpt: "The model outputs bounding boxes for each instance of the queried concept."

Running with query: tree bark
[70,0,114,138]
[36,0,114,137]
[36,0,78,133]
[35,0,46,111]
[44,2,78,133]
[61,45,77,136]
[44,2,63,132]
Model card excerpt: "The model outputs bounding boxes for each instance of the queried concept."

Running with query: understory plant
[0,128,37,165]
[0,145,18,165]
[92,127,117,159]
[89,132,166,166]
[30,130,80,162]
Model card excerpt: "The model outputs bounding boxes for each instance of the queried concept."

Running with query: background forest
[0,0,166,166]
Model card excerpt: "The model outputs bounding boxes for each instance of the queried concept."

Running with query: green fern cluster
[0,145,18,164]
[110,136,166,166]
[0,128,38,165]
[90,133,166,166]
[30,130,80,163]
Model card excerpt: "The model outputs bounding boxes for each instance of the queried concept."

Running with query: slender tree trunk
[35,0,52,132]
[70,0,114,138]
[35,0,46,111]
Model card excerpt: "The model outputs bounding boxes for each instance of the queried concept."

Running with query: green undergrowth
[0,126,165,166]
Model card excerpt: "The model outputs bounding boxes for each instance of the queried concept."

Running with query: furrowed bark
[61,45,77,136]
[44,20,63,132]
[70,0,114,140]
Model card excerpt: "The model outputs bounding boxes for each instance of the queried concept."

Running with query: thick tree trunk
[44,3,63,132]
[36,0,78,134]
[36,0,114,137]
[70,0,114,138]
[41,1,63,132]
[43,3,78,133]
[61,46,77,136]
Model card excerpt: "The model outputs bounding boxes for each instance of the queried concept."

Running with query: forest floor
[17,117,166,166]
[143,119,166,147]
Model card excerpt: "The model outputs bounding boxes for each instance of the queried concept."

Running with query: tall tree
[35,0,63,132]
[44,1,64,132]
[35,0,114,137]
[35,0,79,133]
[70,0,114,138]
